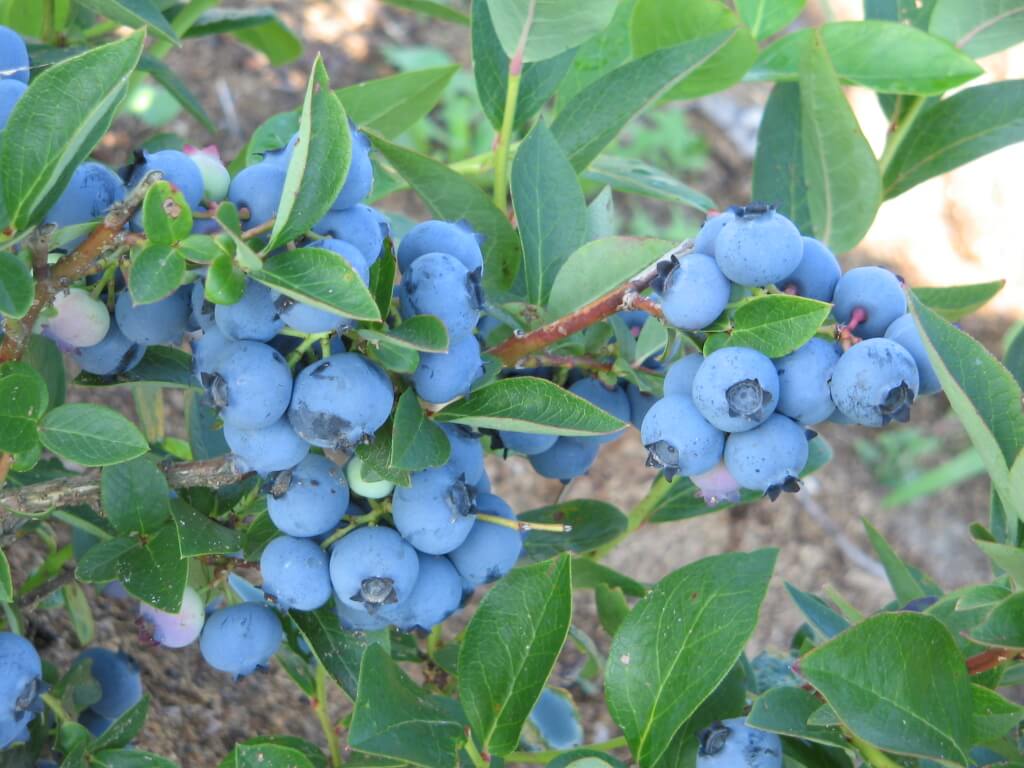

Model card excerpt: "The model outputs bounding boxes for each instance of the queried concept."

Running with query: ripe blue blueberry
[441,423,485,485]
[397,220,484,274]
[260,535,332,611]
[379,553,463,632]
[69,316,146,376]
[75,648,143,720]
[191,326,230,385]
[830,338,920,426]
[528,437,600,482]
[774,338,841,425]
[138,586,205,649]
[448,492,523,587]
[223,417,309,475]
[200,603,283,677]
[0,25,29,83]
[498,429,558,456]
[399,252,482,340]
[79,710,112,737]
[660,253,731,331]
[288,353,394,450]
[313,204,389,265]
[129,150,204,209]
[663,354,704,397]
[392,466,477,554]
[569,378,630,444]
[190,280,216,331]
[215,279,284,341]
[724,414,809,499]
[331,125,374,210]
[714,205,802,287]
[308,237,371,284]
[42,287,111,349]
[780,237,842,302]
[692,347,779,432]
[115,288,189,346]
[206,341,292,430]
[329,526,420,612]
[885,314,941,395]
[527,689,582,751]
[227,162,286,228]
[0,632,42,750]
[696,718,782,768]
[335,599,391,632]
[832,266,906,339]
[275,294,350,334]
[0,78,25,129]
[46,162,126,240]
[267,454,349,538]
[626,383,658,428]
[641,395,725,479]
[694,209,737,257]
[412,334,485,404]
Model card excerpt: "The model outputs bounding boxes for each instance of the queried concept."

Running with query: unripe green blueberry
[346,454,395,499]
[40,287,111,348]
[185,146,231,201]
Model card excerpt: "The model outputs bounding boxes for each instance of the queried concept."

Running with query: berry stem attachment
[491,0,536,211]
[847,732,903,768]
[476,512,570,534]
[242,216,276,240]
[41,692,72,725]
[464,730,490,767]
[313,662,342,768]
[287,332,331,368]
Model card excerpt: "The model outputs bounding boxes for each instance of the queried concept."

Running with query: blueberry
[75,648,142,720]
[69,316,146,376]
[129,150,204,209]
[569,378,630,444]
[379,552,463,632]
[138,586,205,648]
[663,354,704,397]
[307,238,370,284]
[115,288,189,346]
[329,526,420,612]
[42,287,110,348]
[774,338,841,425]
[0,633,43,750]
[392,466,477,554]
[46,163,126,238]
[267,455,349,538]
[207,341,292,430]
[780,237,841,302]
[0,78,25,129]
[190,326,230,384]
[185,147,231,201]
[528,437,600,482]
[527,689,582,751]
[832,266,906,339]
[261,536,332,611]
[224,417,309,476]
[696,718,782,768]
[214,279,284,341]
[830,338,920,426]
[335,599,391,632]
[901,595,939,612]
[397,220,484,274]
[412,334,485,404]
[440,423,485,485]
[724,414,809,499]
[626,384,658,428]
[288,353,394,450]
[200,603,283,677]
[498,429,558,456]
[448,492,522,587]
[313,204,390,265]
[190,279,216,331]
[714,206,803,287]
[693,210,736,257]
[275,295,349,335]
[691,461,742,505]
[345,454,395,500]
[399,252,482,341]
[641,395,725,479]
[79,709,113,737]
[332,125,374,210]
[660,253,732,331]
[885,314,941,395]
[0,25,29,83]
[227,162,286,228]
[692,347,779,432]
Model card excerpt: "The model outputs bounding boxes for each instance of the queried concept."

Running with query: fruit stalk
[847,733,903,768]
[314,663,342,768]
[491,0,536,210]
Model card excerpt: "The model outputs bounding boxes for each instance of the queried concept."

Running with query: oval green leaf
[337,65,458,139]
[489,0,617,63]
[388,389,451,472]
[0,251,34,318]
[520,500,627,561]
[38,403,148,467]
[914,280,1005,321]
[100,455,171,535]
[967,591,1024,649]
[359,314,448,353]
[128,244,186,305]
[929,0,1024,58]
[141,180,192,245]
[723,294,832,358]
[583,155,714,211]
[0,361,48,453]
[752,82,813,234]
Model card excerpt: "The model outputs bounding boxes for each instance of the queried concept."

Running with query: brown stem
[242,217,276,240]
[15,564,76,609]
[519,354,662,376]
[0,453,13,488]
[965,647,1023,675]
[626,294,663,319]
[488,239,691,364]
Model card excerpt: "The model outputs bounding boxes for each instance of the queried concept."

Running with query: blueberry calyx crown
[879,381,915,425]
[15,675,46,717]
[207,372,230,409]
[446,478,475,521]
[697,720,732,756]
[725,378,773,421]
[354,577,398,611]
[651,254,680,294]
[644,440,681,482]
[735,201,775,218]
[765,475,801,501]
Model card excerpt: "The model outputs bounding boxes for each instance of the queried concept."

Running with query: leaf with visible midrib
[520,500,627,561]
[929,0,1024,58]
[77,0,179,45]
[389,389,450,472]
[753,82,812,234]
[723,294,832,358]
[100,456,171,535]
[38,404,149,467]
[914,280,1005,321]
[0,251,34,318]
[291,605,389,698]
[967,591,1024,649]
[337,66,459,138]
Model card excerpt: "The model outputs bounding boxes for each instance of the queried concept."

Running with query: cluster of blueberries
[638,204,940,502]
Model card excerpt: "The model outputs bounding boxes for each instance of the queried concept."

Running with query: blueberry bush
[1,1,1023,766]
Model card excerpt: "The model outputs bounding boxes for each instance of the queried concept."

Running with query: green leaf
[200,10,301,67]
[178,233,226,265]
[371,135,520,294]
[350,645,462,767]
[634,317,668,365]
[268,56,350,252]
[291,605,389,698]
[205,250,246,305]
[799,31,882,253]
[512,120,588,305]
[721,295,832,357]
[388,390,451,472]
[556,0,635,105]
[218,737,327,768]
[0,549,11,602]
[76,536,138,583]
[75,346,198,390]
[0,362,48,453]
[799,612,972,763]
[113,525,187,612]
[929,0,1024,58]
[631,0,758,100]
[436,377,626,436]
[489,0,617,63]
[140,180,193,245]
[914,280,1005,321]
[605,550,776,767]
[100,456,170,535]
[128,245,185,305]
[355,423,412,488]
[750,22,982,93]
[520,500,627,561]
[136,55,216,134]
[547,752,626,768]
[909,291,1024,523]
[976,539,1024,586]
[379,0,470,25]
[228,743,316,768]
[883,81,1024,199]
[359,315,449,353]
[970,683,1024,744]
[459,555,573,755]
[586,186,616,242]
[169,500,242,557]
[551,30,736,171]
[583,155,714,211]
[38,404,148,467]
[90,749,177,768]
[736,0,805,39]
[753,82,812,234]
[77,0,178,45]
[92,697,149,751]
[785,581,850,639]
[0,251,33,317]
[746,686,850,749]
[572,558,647,598]
[235,111,300,171]
[24,335,65,410]
[0,31,144,233]
[250,247,380,322]
[595,584,630,637]
[863,519,940,605]
[547,237,673,318]
[337,66,458,138]
[63,582,95,646]
[967,591,1024,649]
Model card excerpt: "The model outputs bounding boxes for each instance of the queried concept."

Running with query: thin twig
[15,564,76,609]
